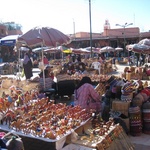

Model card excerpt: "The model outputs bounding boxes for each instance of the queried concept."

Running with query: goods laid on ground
[0,62,150,150]
[122,65,150,80]
[64,118,134,150]
[0,77,134,150]
[0,62,18,75]
[142,101,150,134]
[0,77,91,140]
[129,106,142,136]
[103,75,150,136]
[0,100,91,140]
[117,57,128,64]
[0,79,93,150]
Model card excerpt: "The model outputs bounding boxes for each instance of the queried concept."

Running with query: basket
[1,78,13,89]
[112,101,130,117]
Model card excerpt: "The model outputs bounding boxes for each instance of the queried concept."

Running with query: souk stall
[122,65,150,80]
[0,76,135,150]
[0,79,92,150]
[95,75,150,137]
[0,63,16,75]
[63,119,134,150]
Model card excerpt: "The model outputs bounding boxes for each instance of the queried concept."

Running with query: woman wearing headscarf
[74,76,102,113]
[23,52,33,79]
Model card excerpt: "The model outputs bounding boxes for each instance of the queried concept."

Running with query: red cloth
[43,57,49,65]
[146,70,150,76]
[141,89,150,96]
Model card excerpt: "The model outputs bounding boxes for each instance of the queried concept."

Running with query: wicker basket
[112,101,131,117]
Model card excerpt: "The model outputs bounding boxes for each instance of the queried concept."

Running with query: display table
[0,118,91,150]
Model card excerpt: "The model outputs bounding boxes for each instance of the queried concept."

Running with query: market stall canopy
[44,46,63,53]
[84,47,96,51]
[71,48,91,54]
[138,38,150,46]
[93,48,101,54]
[100,46,115,53]
[126,38,150,54]
[17,27,71,89]
[115,47,123,51]
[14,46,30,52]
[17,26,71,47]
[32,46,50,53]
[85,47,100,54]
[62,49,72,53]
[0,35,20,46]
[126,44,135,51]
[127,44,150,54]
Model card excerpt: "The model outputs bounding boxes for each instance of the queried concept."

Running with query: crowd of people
[1,49,150,149]
[21,51,106,114]
[21,50,149,118]
[128,53,150,67]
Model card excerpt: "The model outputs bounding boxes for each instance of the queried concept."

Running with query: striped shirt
[74,83,101,112]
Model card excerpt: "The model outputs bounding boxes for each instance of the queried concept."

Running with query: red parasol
[17,27,70,88]
[18,26,70,47]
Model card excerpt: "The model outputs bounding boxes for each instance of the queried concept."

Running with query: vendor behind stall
[38,69,53,91]
[74,76,102,113]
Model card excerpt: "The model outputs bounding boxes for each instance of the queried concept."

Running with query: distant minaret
[103,19,110,36]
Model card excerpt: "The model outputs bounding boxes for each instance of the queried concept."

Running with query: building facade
[69,20,150,51]
[0,22,23,62]
[0,22,23,38]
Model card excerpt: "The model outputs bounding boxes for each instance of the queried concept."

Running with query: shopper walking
[23,52,33,80]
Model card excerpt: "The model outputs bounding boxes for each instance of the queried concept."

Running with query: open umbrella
[126,38,150,54]
[115,47,123,51]
[126,44,135,51]
[32,46,50,53]
[44,46,63,53]
[0,35,20,46]
[18,26,70,47]
[84,47,100,54]
[44,48,61,53]
[72,48,91,54]
[62,49,72,54]
[129,44,150,54]
[138,38,150,46]
[17,26,71,88]
[100,46,115,53]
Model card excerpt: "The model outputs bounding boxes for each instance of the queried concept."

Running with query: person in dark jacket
[23,52,33,79]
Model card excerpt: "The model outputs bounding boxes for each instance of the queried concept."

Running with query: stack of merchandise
[129,106,142,136]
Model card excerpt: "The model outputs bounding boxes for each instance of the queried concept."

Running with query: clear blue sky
[0,0,149,34]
